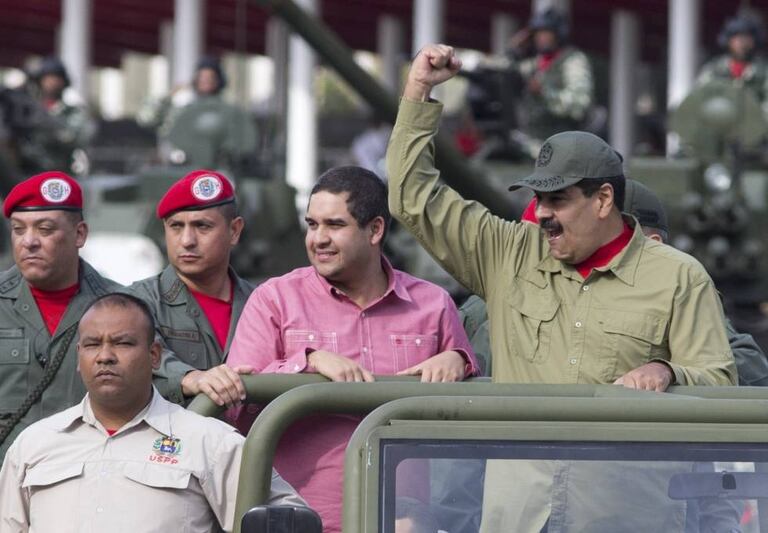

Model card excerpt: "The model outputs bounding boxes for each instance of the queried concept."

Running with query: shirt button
[11,349,18,357]
[294,364,300,371]
[21,304,29,311]
[570,358,578,365]
[361,312,366,318]
[96,507,104,513]
[582,285,590,291]
[308,334,315,341]
[575,321,582,328]
[362,347,368,353]
[415,338,422,346]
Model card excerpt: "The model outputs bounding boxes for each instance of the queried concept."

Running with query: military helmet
[195,56,227,91]
[718,13,766,48]
[528,8,569,42]
[32,56,70,86]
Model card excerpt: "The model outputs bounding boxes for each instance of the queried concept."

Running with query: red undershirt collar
[29,282,80,334]
[574,223,634,279]
[730,59,748,79]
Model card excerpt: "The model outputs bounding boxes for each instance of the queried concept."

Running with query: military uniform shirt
[697,54,768,119]
[0,260,121,460]
[387,98,736,386]
[130,265,254,404]
[0,388,305,533]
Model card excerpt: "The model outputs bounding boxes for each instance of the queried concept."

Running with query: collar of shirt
[573,222,633,278]
[534,215,646,286]
[729,59,749,79]
[537,50,561,72]
[48,387,172,437]
[310,255,412,307]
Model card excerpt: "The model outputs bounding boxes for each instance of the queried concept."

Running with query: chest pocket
[123,462,192,490]
[390,334,439,371]
[596,309,668,382]
[0,331,30,365]
[23,461,84,488]
[165,338,207,369]
[285,330,338,357]
[507,282,560,363]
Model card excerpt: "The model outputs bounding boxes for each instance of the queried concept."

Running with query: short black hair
[217,200,238,222]
[82,292,156,346]
[395,497,439,533]
[310,166,391,240]
[574,175,626,212]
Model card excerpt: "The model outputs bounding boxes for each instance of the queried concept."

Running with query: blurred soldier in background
[697,12,768,117]
[138,56,256,171]
[507,8,594,155]
[0,57,94,193]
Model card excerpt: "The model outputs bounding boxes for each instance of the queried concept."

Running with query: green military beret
[509,131,624,192]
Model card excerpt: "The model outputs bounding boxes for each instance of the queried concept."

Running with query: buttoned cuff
[452,348,480,378]
[398,97,444,129]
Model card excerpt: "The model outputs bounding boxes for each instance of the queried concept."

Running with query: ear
[149,341,163,370]
[75,221,89,249]
[229,216,245,246]
[596,184,616,219]
[648,233,663,243]
[369,216,386,246]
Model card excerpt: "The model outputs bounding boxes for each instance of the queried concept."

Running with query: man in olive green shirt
[0,172,121,460]
[131,170,254,407]
[460,179,768,385]
[387,44,736,390]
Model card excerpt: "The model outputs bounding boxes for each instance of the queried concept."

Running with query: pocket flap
[390,334,438,348]
[506,281,560,321]
[23,462,84,488]
[123,462,192,490]
[597,310,667,345]
[0,337,30,364]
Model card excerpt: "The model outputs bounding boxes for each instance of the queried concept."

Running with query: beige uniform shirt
[387,98,736,386]
[0,389,304,533]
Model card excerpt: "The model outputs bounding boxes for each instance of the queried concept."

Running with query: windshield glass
[381,440,768,533]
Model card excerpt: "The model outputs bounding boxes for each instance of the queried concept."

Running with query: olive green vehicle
[189,375,768,533]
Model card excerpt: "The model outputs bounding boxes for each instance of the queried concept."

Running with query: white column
[172,0,204,86]
[412,0,444,53]
[378,15,405,93]
[609,10,639,158]
[667,0,700,109]
[491,14,518,57]
[532,0,570,14]
[158,20,174,93]
[60,0,92,100]
[286,0,318,211]
[667,0,700,154]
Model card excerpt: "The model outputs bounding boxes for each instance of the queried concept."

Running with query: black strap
[0,323,78,447]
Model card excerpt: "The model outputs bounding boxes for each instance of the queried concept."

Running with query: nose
[21,229,39,250]
[180,225,196,248]
[535,200,553,222]
[312,225,331,247]
[95,343,117,364]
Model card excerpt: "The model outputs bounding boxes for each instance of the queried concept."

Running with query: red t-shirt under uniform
[30,283,79,335]
[188,286,233,350]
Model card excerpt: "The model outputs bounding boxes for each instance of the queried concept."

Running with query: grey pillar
[286,0,318,211]
[412,0,444,53]
[532,0,570,14]
[267,17,289,117]
[173,0,204,86]
[378,15,405,94]
[160,20,174,91]
[609,10,640,158]
[60,0,92,100]
[491,14,518,57]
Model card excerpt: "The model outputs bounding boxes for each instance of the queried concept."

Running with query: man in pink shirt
[228,165,477,533]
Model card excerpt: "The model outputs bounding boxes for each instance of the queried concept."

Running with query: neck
[329,258,389,309]
[596,213,627,248]
[31,266,79,292]
[178,268,231,300]
[90,387,153,431]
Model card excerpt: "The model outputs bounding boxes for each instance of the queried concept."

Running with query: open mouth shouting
[540,218,564,244]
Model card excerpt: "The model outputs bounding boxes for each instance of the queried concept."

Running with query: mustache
[539,218,563,232]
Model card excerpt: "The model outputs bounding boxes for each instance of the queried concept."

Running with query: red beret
[156,169,235,219]
[3,171,83,218]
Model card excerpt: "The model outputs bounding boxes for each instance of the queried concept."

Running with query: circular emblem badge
[191,175,223,201]
[40,178,72,203]
[536,142,554,168]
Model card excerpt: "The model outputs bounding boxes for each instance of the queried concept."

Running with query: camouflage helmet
[528,8,569,42]
[718,13,766,48]
[32,56,70,87]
